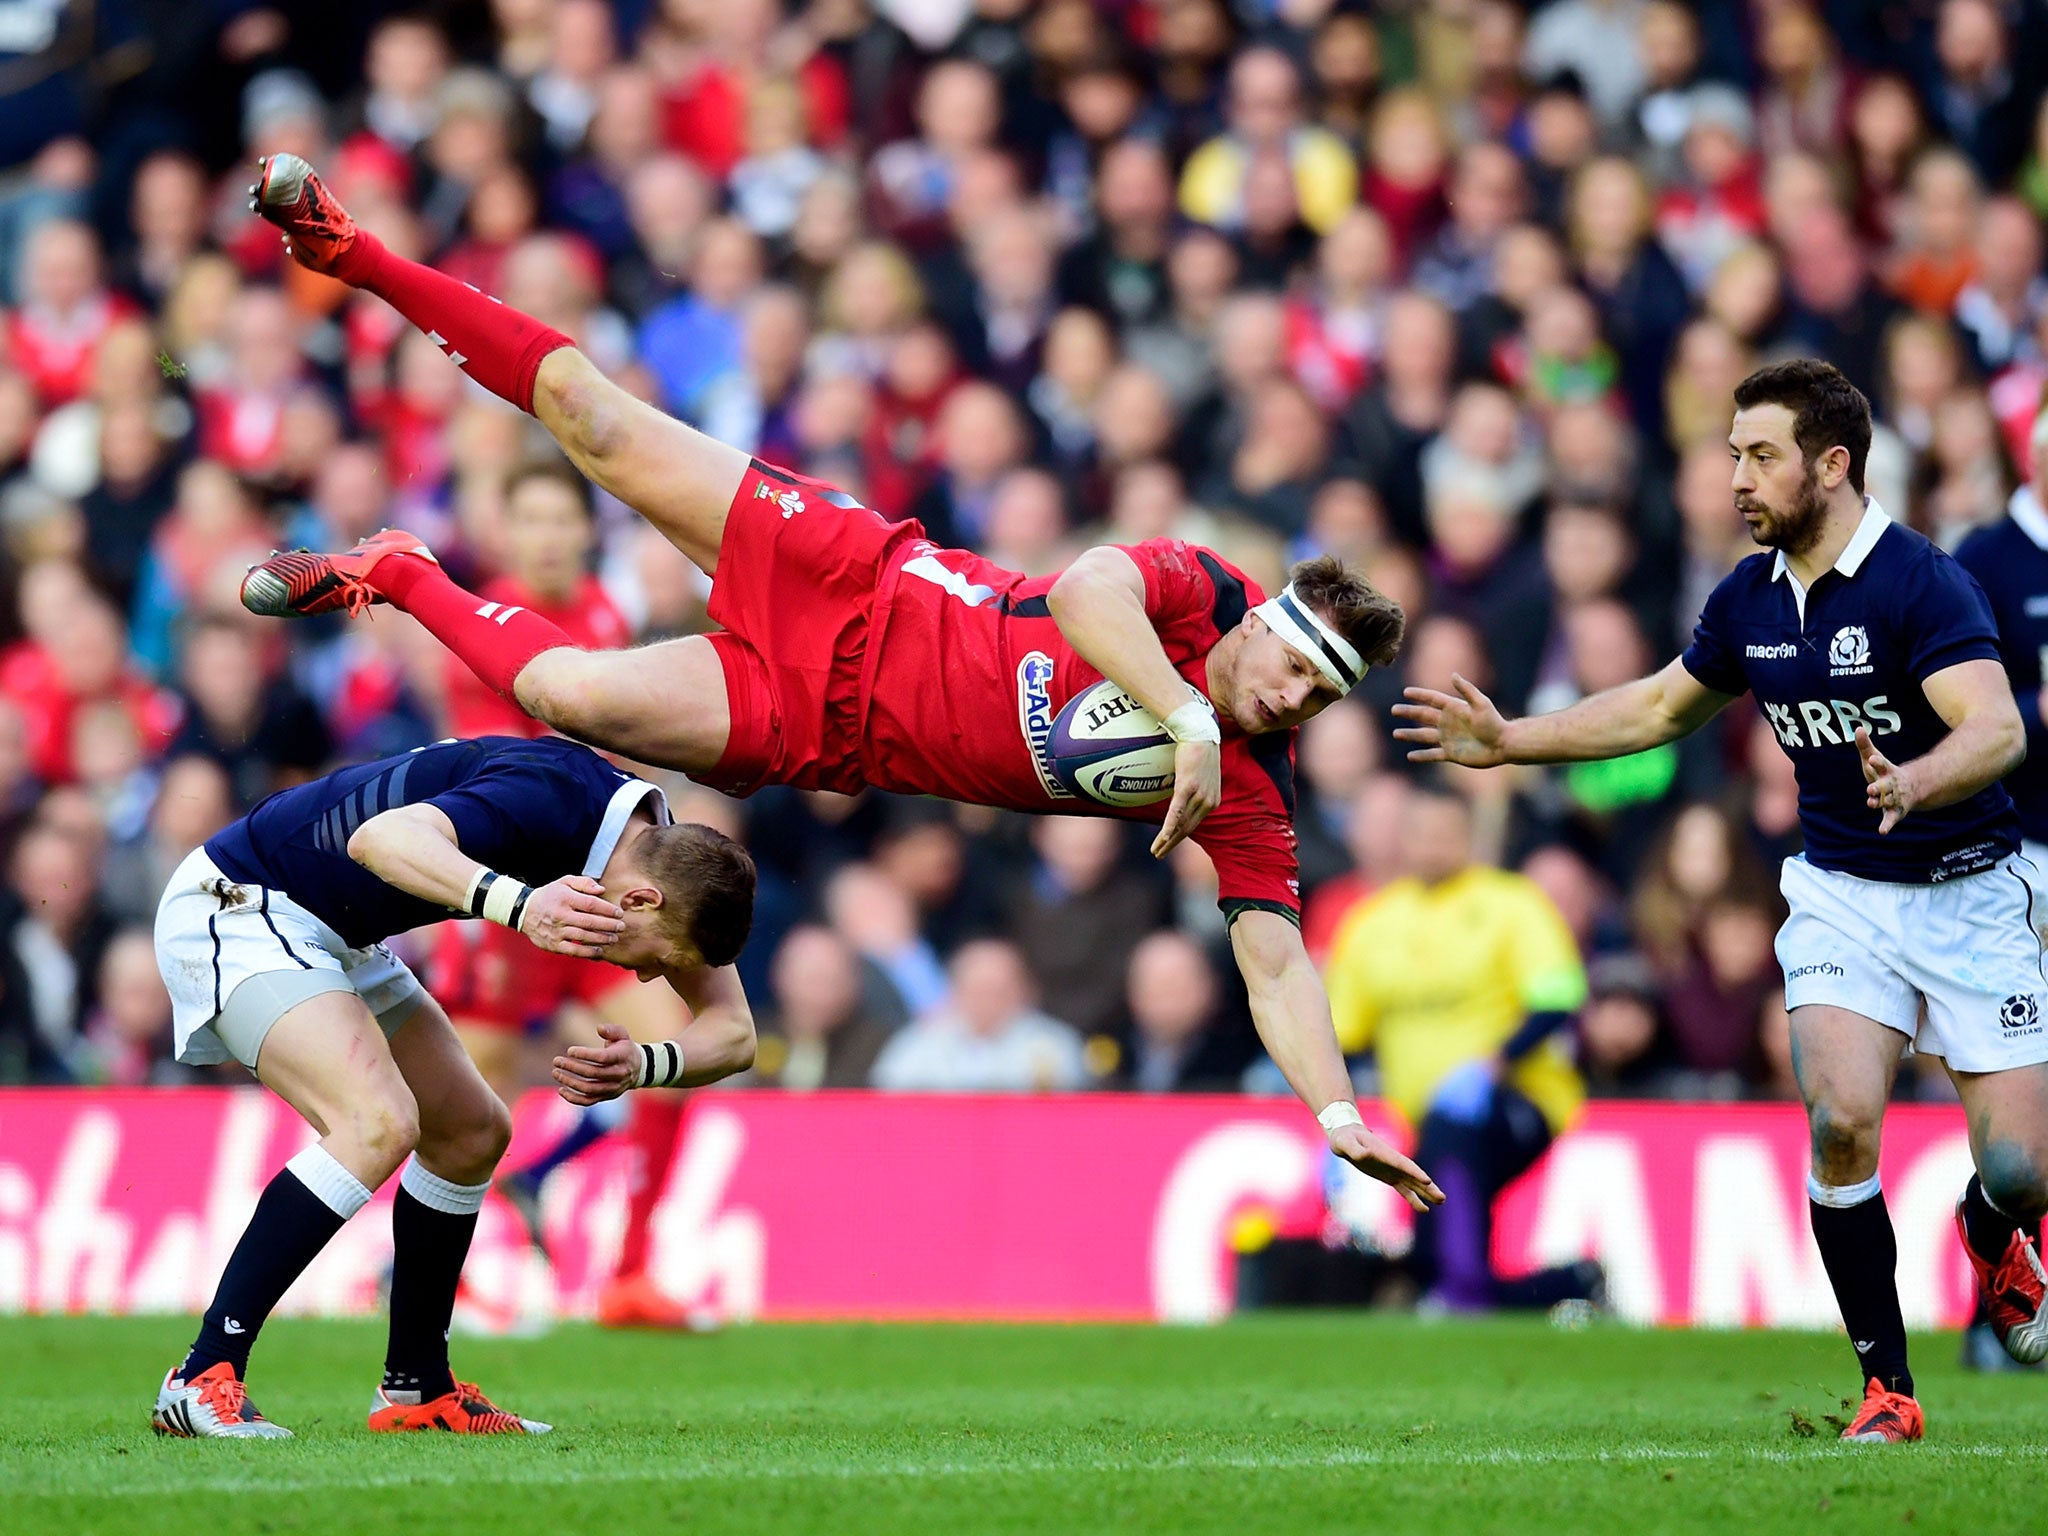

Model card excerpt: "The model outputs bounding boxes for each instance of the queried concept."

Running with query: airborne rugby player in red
[239,154,1442,1212]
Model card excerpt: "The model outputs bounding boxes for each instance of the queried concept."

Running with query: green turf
[1,1315,2042,1535]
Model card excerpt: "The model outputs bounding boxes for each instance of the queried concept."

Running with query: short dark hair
[637,822,757,968]
[1288,555,1407,671]
[1730,358,1873,496]
[504,455,595,520]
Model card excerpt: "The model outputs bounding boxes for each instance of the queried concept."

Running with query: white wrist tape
[1161,693,1222,744]
[464,868,534,931]
[1317,1101,1364,1134]
[633,1040,686,1089]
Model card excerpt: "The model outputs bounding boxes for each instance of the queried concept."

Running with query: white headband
[1252,584,1367,694]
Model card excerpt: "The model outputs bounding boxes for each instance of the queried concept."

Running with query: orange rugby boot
[596,1271,723,1332]
[249,153,361,275]
[152,1361,292,1439]
[367,1378,551,1434]
[1955,1205,2048,1364]
[1838,1378,1924,1444]
[241,528,437,619]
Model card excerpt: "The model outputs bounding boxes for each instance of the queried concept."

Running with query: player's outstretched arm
[1229,910,1445,1212]
[1393,657,1732,767]
[347,803,627,957]
[530,349,750,577]
[1856,658,2026,833]
[1047,546,1222,857]
[550,965,756,1103]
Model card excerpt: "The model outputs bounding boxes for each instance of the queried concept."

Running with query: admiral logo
[1745,642,1799,659]
[1016,652,1072,800]
[1828,624,1873,677]
[1787,962,1845,981]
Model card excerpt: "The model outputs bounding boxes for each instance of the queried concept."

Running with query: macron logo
[1745,643,1799,659]
[224,1317,246,1335]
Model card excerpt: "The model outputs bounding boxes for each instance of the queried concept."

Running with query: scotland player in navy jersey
[149,735,757,1439]
[1953,401,2048,1371]
[1397,360,2048,1444]
[1957,407,2048,870]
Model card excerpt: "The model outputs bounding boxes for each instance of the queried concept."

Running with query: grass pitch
[3,1314,2043,1535]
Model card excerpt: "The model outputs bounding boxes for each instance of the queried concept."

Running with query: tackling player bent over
[1398,360,2048,1443]
[150,735,756,1437]
[237,152,1442,1213]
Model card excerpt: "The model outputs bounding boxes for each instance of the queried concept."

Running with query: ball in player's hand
[1042,680,1176,808]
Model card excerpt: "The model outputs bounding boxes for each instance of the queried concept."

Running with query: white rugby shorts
[1777,851,2048,1073]
[154,846,426,1069]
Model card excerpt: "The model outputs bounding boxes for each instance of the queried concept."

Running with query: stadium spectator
[1005,817,1168,1040]
[1109,929,1237,1092]
[167,614,332,809]
[871,938,1089,1092]
[70,928,189,1087]
[753,924,897,1091]
[1180,46,1357,238]
[2,818,118,1078]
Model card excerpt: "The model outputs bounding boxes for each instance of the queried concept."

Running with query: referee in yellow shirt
[1325,781,1605,1313]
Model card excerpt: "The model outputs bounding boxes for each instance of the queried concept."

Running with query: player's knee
[351,1083,421,1176]
[1807,1098,1882,1180]
[536,356,629,462]
[469,1093,515,1175]
[1978,1139,2048,1223]
[416,1087,513,1184]
[518,651,603,734]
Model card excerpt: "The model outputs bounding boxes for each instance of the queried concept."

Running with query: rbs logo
[1763,695,1901,750]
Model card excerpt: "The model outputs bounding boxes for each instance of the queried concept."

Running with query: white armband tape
[467,869,534,931]
[1317,1101,1364,1134]
[633,1040,687,1089]
[1161,693,1221,745]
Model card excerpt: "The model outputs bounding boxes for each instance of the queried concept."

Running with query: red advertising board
[0,1089,1981,1327]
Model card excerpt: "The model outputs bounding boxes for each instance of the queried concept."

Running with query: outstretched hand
[1856,726,1916,834]
[1328,1123,1446,1213]
[1391,674,1509,768]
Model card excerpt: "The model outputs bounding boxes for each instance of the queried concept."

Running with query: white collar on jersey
[2008,485,2048,552]
[1769,497,1893,584]
[583,778,671,880]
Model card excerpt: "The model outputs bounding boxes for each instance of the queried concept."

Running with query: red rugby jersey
[859,537,1302,919]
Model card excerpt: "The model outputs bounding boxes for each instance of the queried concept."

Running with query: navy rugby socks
[1809,1173,1912,1396]
[183,1146,370,1379]
[382,1159,491,1401]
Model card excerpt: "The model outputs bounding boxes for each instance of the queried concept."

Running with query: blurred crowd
[3,0,2045,1111]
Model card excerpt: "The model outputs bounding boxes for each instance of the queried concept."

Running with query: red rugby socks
[333,232,570,414]
[615,1094,686,1279]
[374,555,574,702]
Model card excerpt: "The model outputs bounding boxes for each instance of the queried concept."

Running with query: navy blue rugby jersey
[205,736,668,946]
[1681,502,2017,883]
[1954,489,2048,845]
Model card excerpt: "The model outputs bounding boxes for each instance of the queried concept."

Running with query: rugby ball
[1046,680,1178,808]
